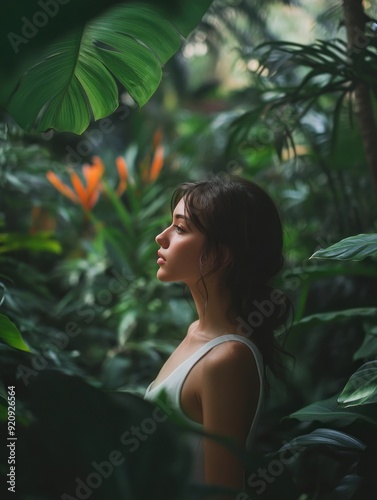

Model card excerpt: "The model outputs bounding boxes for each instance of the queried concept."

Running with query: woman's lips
[157,251,166,265]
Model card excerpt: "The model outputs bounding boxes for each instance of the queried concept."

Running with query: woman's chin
[156,269,183,283]
[156,269,170,282]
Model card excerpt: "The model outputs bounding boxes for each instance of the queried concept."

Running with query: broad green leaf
[278,428,366,452]
[280,261,377,284]
[338,361,377,407]
[1,0,211,69]
[0,232,62,254]
[288,395,377,426]
[6,2,213,134]
[0,314,30,352]
[290,307,377,335]
[310,234,377,261]
[353,325,377,361]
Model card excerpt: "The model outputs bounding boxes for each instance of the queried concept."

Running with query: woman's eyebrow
[174,214,190,221]
[174,213,192,226]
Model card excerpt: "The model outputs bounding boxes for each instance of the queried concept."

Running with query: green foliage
[0,313,30,352]
[7,5,178,133]
[0,231,61,254]
[279,231,377,498]
[291,307,377,335]
[280,428,366,451]
[231,30,377,152]
[311,233,377,261]
[353,324,377,361]
[94,179,171,277]
[338,361,377,407]
[288,395,377,427]
[4,1,213,134]
[1,1,377,498]
[0,370,190,500]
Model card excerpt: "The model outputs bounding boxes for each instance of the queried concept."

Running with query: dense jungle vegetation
[1,0,377,498]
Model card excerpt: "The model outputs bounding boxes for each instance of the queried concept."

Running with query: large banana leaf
[5,2,212,134]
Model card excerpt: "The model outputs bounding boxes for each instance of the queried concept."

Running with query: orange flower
[148,144,164,182]
[152,127,163,149]
[46,156,129,209]
[140,129,164,183]
[46,156,105,210]
[115,156,128,196]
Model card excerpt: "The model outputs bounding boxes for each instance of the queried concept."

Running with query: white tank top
[144,334,264,484]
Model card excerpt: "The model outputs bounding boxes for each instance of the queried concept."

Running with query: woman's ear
[219,244,233,269]
[202,245,232,273]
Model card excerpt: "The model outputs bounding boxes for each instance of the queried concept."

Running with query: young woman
[144,174,291,499]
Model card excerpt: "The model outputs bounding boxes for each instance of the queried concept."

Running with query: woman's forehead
[173,197,186,215]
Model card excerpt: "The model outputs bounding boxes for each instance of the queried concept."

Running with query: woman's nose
[155,228,169,247]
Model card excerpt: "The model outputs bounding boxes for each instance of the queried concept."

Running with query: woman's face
[155,197,206,285]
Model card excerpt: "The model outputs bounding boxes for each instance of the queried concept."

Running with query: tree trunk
[343,0,377,187]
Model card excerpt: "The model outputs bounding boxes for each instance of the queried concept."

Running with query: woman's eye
[174,225,185,233]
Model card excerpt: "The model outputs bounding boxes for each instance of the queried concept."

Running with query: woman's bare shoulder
[203,338,259,382]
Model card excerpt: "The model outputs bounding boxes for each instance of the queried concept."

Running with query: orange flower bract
[115,156,128,196]
[148,145,164,182]
[46,131,163,209]
[46,156,109,210]
[142,128,164,183]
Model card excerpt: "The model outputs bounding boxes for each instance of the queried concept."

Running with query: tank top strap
[212,334,264,378]
[145,336,227,398]
[187,334,264,390]
[145,334,264,411]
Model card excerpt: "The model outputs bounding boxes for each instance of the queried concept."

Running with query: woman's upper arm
[200,342,261,494]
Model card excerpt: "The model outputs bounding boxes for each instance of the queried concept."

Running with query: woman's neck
[188,278,238,338]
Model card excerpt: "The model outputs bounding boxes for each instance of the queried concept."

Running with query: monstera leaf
[6,2,212,134]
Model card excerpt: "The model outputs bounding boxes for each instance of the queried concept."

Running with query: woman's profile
[144,174,291,499]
